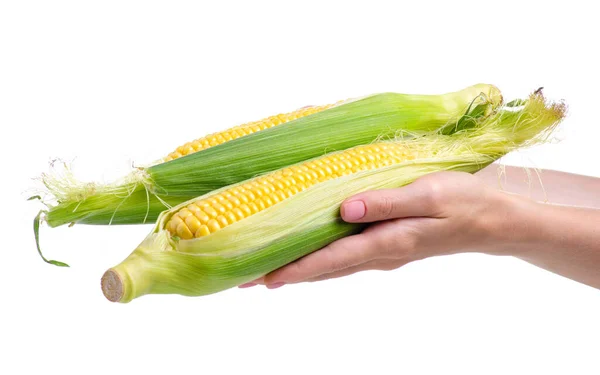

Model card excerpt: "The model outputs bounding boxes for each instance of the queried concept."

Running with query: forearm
[476,164,600,209]
[492,194,600,289]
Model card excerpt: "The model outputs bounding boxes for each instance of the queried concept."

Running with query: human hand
[240,171,519,289]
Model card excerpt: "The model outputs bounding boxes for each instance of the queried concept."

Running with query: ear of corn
[40,84,502,229]
[163,104,337,162]
[101,92,565,302]
[166,141,417,240]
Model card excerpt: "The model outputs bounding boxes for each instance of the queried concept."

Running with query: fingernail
[266,282,285,289]
[342,200,366,221]
[238,282,257,288]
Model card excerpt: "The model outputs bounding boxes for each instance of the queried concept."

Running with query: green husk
[40,84,502,228]
[102,91,565,303]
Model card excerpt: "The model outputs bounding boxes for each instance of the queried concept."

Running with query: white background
[1,1,599,374]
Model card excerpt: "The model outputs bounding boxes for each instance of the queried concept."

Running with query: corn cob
[166,142,417,241]
[101,91,565,302]
[163,104,336,162]
[40,84,502,229]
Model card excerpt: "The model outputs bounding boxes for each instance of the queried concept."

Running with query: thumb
[340,178,442,223]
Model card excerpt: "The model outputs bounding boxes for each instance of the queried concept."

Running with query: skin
[239,164,600,290]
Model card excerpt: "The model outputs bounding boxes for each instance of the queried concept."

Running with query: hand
[242,171,516,289]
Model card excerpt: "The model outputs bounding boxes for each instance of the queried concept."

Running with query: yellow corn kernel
[224,212,237,225]
[207,219,221,232]
[167,216,182,233]
[242,191,255,202]
[228,196,241,207]
[185,215,202,234]
[261,196,274,208]
[216,215,229,228]
[176,222,194,240]
[247,202,260,214]
[255,199,267,211]
[232,208,246,221]
[195,225,211,237]
[275,190,287,201]
[194,210,210,225]
[177,208,192,219]
[221,200,234,211]
[204,206,218,219]
[212,202,226,215]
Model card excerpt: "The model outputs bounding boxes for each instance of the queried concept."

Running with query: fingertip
[264,255,312,285]
[262,269,285,285]
[266,282,285,289]
[341,200,366,222]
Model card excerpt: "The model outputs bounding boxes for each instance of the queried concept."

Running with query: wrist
[477,190,544,257]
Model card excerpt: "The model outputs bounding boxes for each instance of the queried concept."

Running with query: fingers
[241,258,409,289]
[262,233,379,286]
[241,216,423,288]
[248,219,417,287]
[341,174,447,223]
[304,262,375,282]
[305,259,409,283]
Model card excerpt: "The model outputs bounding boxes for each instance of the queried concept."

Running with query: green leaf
[33,211,70,267]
